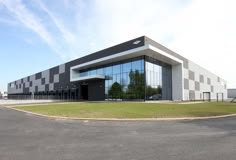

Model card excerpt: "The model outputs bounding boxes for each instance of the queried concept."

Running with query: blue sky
[0,0,236,91]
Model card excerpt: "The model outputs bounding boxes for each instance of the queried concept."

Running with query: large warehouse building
[8,36,227,101]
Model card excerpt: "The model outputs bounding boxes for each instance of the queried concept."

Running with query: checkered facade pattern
[8,64,66,94]
[8,36,227,101]
[183,60,227,100]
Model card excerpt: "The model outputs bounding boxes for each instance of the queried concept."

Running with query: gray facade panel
[195,81,200,91]
[189,90,195,100]
[207,78,211,85]
[211,86,214,92]
[184,79,189,90]
[59,64,65,74]
[183,60,189,69]
[35,72,42,80]
[228,89,236,98]
[200,74,204,83]
[189,70,195,81]
[7,36,227,101]
[54,74,59,83]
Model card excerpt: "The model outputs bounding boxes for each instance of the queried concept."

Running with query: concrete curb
[3,105,236,121]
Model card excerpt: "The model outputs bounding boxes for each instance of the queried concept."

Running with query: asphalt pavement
[0,106,236,160]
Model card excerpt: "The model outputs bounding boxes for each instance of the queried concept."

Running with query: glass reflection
[77,57,171,101]
[104,66,112,75]
[106,58,145,100]
[145,61,163,100]
[113,64,121,74]
[97,68,104,75]
[122,62,132,73]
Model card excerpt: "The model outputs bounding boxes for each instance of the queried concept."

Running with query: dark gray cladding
[88,80,105,101]
[49,66,59,83]
[8,36,145,96]
[54,36,145,90]
[69,36,145,66]
[35,72,42,80]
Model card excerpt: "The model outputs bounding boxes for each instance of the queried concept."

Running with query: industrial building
[8,36,227,101]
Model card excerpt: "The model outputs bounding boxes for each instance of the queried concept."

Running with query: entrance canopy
[70,75,105,82]
[70,44,184,100]
[70,44,183,82]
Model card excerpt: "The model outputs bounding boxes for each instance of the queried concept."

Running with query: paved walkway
[0,99,62,105]
[0,106,236,160]
[176,101,205,104]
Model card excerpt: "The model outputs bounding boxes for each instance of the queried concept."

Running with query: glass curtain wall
[78,56,172,101]
[145,61,162,100]
[79,57,145,100]
[145,57,172,100]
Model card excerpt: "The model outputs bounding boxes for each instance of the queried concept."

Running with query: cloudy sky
[0,0,235,91]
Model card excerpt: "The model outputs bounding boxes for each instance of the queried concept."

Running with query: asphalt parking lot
[0,106,236,160]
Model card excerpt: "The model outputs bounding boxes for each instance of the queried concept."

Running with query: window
[88,69,96,76]
[132,60,142,71]
[80,71,88,77]
[116,74,121,84]
[122,72,128,86]
[145,58,171,100]
[105,80,109,88]
[122,62,131,73]
[76,57,146,100]
[104,66,112,75]
[97,68,104,75]
[146,62,153,71]
[113,64,121,74]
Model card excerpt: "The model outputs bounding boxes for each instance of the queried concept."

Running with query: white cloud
[0,0,75,60]
[36,0,76,44]
[36,0,80,59]
[1,0,236,88]
[166,0,236,88]
[0,0,53,46]
[74,0,190,55]
[86,0,236,88]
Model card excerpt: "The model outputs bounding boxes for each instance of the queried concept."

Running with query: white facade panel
[183,60,227,100]
[172,64,183,100]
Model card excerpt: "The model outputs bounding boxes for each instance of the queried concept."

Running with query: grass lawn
[14,102,236,118]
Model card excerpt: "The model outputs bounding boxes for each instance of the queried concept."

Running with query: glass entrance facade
[79,57,145,100]
[145,56,172,100]
[78,56,172,100]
